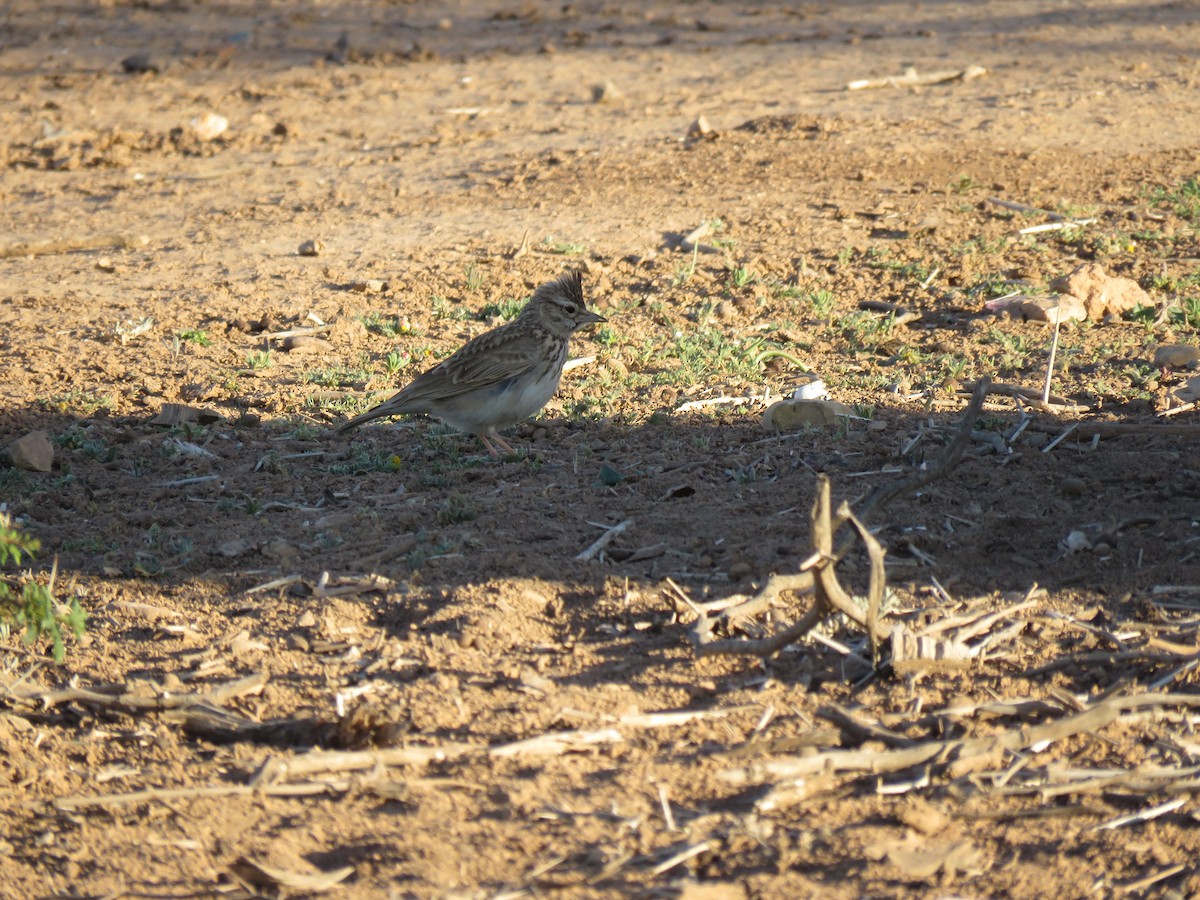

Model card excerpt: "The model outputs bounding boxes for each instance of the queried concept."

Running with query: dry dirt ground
[3,1,1200,897]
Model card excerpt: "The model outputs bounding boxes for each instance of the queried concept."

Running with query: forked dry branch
[688,377,991,659]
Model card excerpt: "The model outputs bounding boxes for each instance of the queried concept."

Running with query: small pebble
[727,561,753,580]
[288,634,310,651]
[1061,477,1086,497]
[1154,344,1200,368]
[6,431,53,472]
[120,53,160,74]
[216,538,251,558]
[298,238,324,256]
[592,81,623,103]
[189,112,228,141]
[687,115,715,139]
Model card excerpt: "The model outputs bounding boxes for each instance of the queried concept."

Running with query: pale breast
[431,353,565,433]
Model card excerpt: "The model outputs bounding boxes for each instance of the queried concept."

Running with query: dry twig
[0,233,148,259]
[5,671,266,713]
[690,378,990,658]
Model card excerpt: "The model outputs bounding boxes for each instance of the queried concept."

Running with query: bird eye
[563,303,578,315]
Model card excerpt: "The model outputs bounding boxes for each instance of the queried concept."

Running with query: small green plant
[1176,296,1200,329]
[59,536,114,555]
[1122,362,1159,390]
[384,350,408,375]
[965,273,1013,301]
[937,354,972,382]
[178,328,212,347]
[359,311,414,338]
[258,449,286,475]
[649,329,767,385]
[728,464,757,485]
[1062,229,1138,257]
[436,492,477,525]
[593,325,618,348]
[806,290,836,319]
[0,514,85,663]
[277,422,322,441]
[54,427,116,463]
[727,265,755,289]
[672,241,702,286]
[671,258,696,286]
[132,554,164,578]
[954,236,1011,257]
[431,295,471,321]
[983,327,1034,371]
[305,364,371,387]
[1149,177,1200,220]
[479,298,525,321]
[837,311,895,353]
[40,390,112,415]
[541,237,587,255]
[246,349,272,371]
[326,446,405,475]
[769,281,803,301]
[405,546,428,570]
[950,174,981,195]
[1150,273,1179,293]
[0,469,26,494]
[1125,304,1158,330]
[463,262,485,292]
[673,219,728,285]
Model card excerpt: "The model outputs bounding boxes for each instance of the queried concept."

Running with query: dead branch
[691,378,990,658]
[5,672,267,713]
[815,703,917,748]
[250,742,480,785]
[250,706,740,782]
[1033,421,1200,438]
[0,233,148,259]
[723,693,1200,803]
[53,780,347,812]
[847,65,987,91]
[962,379,1089,414]
[576,519,631,562]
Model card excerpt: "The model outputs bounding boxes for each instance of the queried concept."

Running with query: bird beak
[583,309,606,325]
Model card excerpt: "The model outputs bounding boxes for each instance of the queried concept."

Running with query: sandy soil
[3,1,1200,896]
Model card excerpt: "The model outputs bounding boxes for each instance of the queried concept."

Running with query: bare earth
[3,1,1200,897]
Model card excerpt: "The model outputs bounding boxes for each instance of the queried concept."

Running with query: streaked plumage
[335,270,604,455]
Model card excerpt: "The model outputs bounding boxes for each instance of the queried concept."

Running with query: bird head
[523,270,606,334]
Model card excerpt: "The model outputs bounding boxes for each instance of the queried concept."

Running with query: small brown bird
[335,270,605,455]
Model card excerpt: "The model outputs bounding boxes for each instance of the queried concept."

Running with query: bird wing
[395,327,546,404]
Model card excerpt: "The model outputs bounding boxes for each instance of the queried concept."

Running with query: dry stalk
[723,692,1200,810]
[5,671,267,713]
[690,378,990,658]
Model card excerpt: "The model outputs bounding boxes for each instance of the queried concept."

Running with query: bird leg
[478,431,516,456]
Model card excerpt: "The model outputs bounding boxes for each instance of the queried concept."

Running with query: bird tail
[333,406,387,434]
